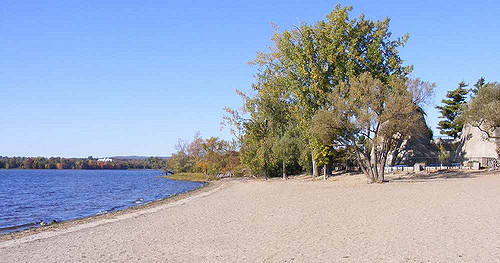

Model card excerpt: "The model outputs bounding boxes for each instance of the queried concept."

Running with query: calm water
[0,169,204,234]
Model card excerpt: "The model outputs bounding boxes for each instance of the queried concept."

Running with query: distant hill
[110,156,170,160]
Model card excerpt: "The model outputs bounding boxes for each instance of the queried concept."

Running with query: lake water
[0,169,204,234]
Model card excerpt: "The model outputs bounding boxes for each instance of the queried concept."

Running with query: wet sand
[1,171,500,262]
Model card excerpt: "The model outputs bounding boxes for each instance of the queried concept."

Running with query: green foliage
[237,117,275,177]
[272,129,303,164]
[312,143,335,167]
[227,5,417,179]
[438,144,450,165]
[436,81,469,139]
[222,5,436,183]
[229,88,305,178]
[146,157,164,169]
[470,77,486,97]
[272,128,304,178]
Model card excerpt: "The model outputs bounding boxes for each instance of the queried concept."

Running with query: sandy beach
[2,171,500,262]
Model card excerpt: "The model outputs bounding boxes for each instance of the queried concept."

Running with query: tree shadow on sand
[388,169,481,183]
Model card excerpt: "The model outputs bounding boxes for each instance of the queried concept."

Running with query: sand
[1,171,500,262]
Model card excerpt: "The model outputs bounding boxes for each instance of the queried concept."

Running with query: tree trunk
[366,164,377,184]
[367,176,375,184]
[323,164,328,180]
[263,169,268,180]
[282,159,288,180]
[370,146,384,184]
[312,151,319,177]
[376,161,385,183]
[354,145,386,184]
[376,172,385,183]
[354,149,374,183]
[371,152,387,183]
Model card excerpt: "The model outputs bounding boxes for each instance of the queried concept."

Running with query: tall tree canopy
[225,5,434,183]
[436,81,469,139]
[234,60,303,179]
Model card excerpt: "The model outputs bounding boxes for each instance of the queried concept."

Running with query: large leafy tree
[248,5,412,177]
[235,68,303,179]
[436,81,469,139]
[311,74,434,183]
[224,5,433,181]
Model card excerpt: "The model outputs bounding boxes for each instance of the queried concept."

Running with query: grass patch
[161,172,218,182]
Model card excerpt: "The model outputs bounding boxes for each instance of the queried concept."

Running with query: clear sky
[1,1,499,157]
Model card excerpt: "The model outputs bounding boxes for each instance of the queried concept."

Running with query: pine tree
[470,77,486,97]
[436,81,469,139]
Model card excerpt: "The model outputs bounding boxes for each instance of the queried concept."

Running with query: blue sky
[1,1,499,157]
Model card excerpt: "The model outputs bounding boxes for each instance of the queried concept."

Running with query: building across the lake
[97,158,113,162]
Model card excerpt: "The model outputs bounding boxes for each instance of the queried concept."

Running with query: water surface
[0,169,203,233]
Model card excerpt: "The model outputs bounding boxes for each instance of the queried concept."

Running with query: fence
[389,157,458,167]
[332,156,498,174]
[384,164,468,174]
[463,157,499,169]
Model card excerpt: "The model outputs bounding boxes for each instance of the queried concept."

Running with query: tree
[188,132,204,171]
[146,157,163,169]
[470,77,486,97]
[167,139,193,173]
[462,82,500,139]
[238,114,275,179]
[310,141,336,180]
[200,137,225,176]
[227,62,302,179]
[272,128,303,179]
[438,144,450,168]
[223,5,432,182]
[310,73,434,183]
[436,81,469,139]
[250,5,412,177]
[165,133,242,176]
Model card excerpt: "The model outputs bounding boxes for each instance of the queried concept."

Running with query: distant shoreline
[0,168,163,170]
[0,156,167,170]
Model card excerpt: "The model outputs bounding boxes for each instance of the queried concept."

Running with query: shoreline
[0,169,489,240]
[160,172,219,182]
[0,179,224,243]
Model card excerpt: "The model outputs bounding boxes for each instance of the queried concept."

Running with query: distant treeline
[0,156,166,170]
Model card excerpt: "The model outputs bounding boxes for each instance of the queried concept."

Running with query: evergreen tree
[436,81,469,139]
[470,77,486,97]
